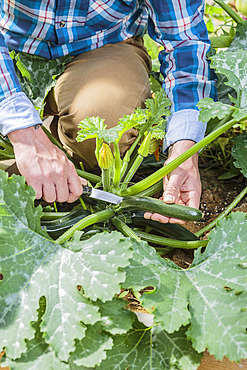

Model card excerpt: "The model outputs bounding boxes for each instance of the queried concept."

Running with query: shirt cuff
[163,109,207,152]
[0,92,42,136]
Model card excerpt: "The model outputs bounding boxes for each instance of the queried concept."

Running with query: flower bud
[98,143,114,169]
[149,137,161,155]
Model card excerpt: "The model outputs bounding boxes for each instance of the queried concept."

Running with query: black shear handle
[82,185,93,195]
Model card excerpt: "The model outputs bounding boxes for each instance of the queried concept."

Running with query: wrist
[8,125,45,147]
[168,140,198,167]
[168,140,196,155]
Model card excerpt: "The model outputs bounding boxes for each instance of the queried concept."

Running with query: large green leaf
[77,117,122,144]
[231,134,247,178]
[13,296,49,363]
[0,171,133,361]
[77,89,170,146]
[88,320,201,370]
[197,98,247,124]
[2,297,64,369]
[96,298,135,335]
[5,352,69,370]
[228,20,247,53]
[64,232,134,302]
[209,50,247,110]
[197,98,232,122]
[210,22,247,106]
[69,323,113,367]
[144,89,171,127]
[5,297,135,369]
[123,213,247,361]
[10,51,71,117]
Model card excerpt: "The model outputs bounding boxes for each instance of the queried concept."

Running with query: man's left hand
[144,140,201,224]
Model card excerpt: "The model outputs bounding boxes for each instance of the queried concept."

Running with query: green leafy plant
[1,5,247,366]
[1,171,247,369]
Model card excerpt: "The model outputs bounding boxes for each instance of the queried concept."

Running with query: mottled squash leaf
[232,133,247,178]
[10,51,71,118]
[123,213,247,361]
[0,171,133,361]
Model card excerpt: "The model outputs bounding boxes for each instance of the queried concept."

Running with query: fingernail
[164,194,175,203]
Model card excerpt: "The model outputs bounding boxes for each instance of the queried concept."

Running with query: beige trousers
[45,37,152,171]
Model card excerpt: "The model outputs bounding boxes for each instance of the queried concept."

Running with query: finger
[168,217,186,225]
[67,173,83,203]
[163,172,185,204]
[144,212,152,219]
[54,181,70,203]
[184,191,201,210]
[42,182,57,203]
[26,177,43,199]
[150,213,170,224]
[79,176,88,186]
[31,183,43,200]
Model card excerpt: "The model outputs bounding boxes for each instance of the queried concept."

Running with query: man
[0,0,216,223]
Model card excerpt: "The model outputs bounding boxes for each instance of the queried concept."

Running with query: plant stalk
[113,142,121,189]
[214,0,243,24]
[136,179,163,197]
[76,169,101,184]
[102,168,111,191]
[57,208,115,244]
[111,217,141,242]
[95,137,101,163]
[120,118,239,196]
[120,134,143,181]
[195,185,247,237]
[121,154,144,188]
[134,230,209,249]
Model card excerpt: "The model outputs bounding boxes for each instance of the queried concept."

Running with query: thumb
[163,173,184,203]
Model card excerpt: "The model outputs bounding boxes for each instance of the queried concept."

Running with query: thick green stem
[57,208,115,244]
[102,168,111,191]
[136,179,163,197]
[111,217,141,242]
[195,185,247,237]
[79,196,88,210]
[214,0,243,24]
[121,154,144,188]
[95,137,101,163]
[76,169,101,184]
[134,230,209,249]
[113,142,121,189]
[120,158,130,182]
[120,134,143,181]
[120,118,239,196]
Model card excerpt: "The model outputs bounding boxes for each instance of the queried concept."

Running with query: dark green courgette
[129,212,199,241]
[41,209,91,239]
[115,195,202,221]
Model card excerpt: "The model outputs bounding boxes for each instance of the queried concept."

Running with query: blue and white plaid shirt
[0,0,217,146]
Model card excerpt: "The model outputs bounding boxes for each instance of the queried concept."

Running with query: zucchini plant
[1,2,247,367]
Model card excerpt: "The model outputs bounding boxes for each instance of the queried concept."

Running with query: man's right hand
[8,125,85,203]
